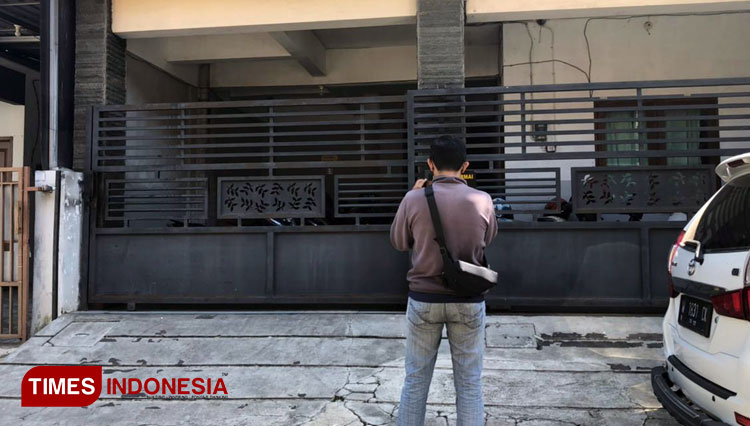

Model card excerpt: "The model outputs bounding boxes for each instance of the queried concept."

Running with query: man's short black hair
[429,135,467,171]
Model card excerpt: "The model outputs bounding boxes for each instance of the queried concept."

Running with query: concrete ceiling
[126,22,501,87]
[313,25,415,49]
[313,24,500,49]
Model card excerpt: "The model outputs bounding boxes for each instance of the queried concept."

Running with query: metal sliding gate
[86,78,750,309]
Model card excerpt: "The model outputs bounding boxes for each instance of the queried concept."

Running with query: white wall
[0,101,26,167]
[503,13,750,85]
[469,0,750,22]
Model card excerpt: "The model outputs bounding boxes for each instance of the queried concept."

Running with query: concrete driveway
[0,311,678,425]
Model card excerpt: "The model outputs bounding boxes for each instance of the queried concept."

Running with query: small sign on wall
[461,170,477,188]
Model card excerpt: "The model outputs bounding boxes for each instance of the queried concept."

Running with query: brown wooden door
[0,137,13,168]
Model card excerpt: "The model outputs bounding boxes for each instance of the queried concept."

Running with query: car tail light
[736,412,750,426]
[667,231,686,298]
[728,159,745,168]
[745,253,750,285]
[668,231,686,274]
[712,288,750,321]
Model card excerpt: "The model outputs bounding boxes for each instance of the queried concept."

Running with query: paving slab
[4,336,406,367]
[48,321,115,347]
[0,400,677,426]
[0,363,659,408]
[0,399,329,426]
[527,315,663,342]
[35,311,663,339]
[482,406,677,426]
[0,312,678,426]
[485,323,538,348]
[0,340,21,360]
[5,336,663,374]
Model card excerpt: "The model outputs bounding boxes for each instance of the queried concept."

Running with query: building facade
[8,0,750,334]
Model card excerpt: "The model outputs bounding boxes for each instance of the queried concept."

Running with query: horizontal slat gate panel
[91,96,410,226]
[408,78,750,216]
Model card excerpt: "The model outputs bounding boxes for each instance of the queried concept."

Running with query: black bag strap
[424,185,449,256]
[425,184,490,267]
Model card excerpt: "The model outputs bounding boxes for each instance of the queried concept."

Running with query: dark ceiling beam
[270,31,327,76]
[0,9,39,34]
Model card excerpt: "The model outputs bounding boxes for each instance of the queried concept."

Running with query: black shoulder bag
[424,185,499,297]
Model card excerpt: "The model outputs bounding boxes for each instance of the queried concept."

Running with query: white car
[652,153,750,426]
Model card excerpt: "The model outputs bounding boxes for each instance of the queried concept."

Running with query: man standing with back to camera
[390,135,498,426]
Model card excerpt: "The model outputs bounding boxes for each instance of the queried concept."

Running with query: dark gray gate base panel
[89,222,679,310]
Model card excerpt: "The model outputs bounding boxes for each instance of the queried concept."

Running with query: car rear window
[694,173,750,252]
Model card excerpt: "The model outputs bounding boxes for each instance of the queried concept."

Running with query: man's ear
[460,161,470,174]
[427,158,436,173]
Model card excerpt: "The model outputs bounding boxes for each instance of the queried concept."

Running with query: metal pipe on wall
[46,0,58,169]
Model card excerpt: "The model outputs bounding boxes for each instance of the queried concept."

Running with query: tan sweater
[390,176,498,299]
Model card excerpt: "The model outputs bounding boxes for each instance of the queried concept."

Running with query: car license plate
[678,295,713,337]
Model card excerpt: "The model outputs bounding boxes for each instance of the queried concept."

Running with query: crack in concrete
[333,367,387,405]
[318,367,397,425]
[517,416,580,425]
[343,402,368,425]
[294,399,331,425]
[435,409,451,425]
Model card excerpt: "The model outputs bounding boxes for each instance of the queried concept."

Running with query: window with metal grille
[594,98,719,167]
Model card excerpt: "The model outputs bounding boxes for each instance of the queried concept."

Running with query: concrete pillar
[73,0,126,170]
[31,171,55,333]
[198,64,210,102]
[34,0,128,333]
[31,169,84,334]
[58,171,84,315]
[417,0,465,89]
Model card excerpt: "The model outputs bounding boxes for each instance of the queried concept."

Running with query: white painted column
[31,168,83,334]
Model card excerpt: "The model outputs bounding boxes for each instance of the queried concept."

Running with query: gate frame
[81,78,750,310]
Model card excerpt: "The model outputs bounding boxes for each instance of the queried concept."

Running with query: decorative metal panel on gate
[571,166,716,214]
[218,176,325,219]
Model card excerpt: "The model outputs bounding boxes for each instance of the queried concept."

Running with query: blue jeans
[397,297,486,426]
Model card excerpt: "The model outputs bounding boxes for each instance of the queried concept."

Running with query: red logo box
[22,366,102,407]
